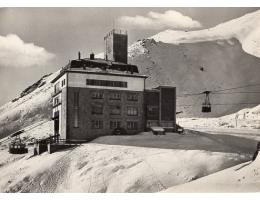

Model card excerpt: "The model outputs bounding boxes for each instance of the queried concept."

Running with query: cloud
[118,10,202,30]
[0,34,55,68]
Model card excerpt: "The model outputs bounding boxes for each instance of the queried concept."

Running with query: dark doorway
[53,111,60,142]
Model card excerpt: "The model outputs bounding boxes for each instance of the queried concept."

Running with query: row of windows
[87,79,127,88]
[73,91,139,128]
[91,120,138,130]
[91,104,138,116]
[91,91,138,101]
[61,79,66,87]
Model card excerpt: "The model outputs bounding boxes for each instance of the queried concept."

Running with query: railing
[35,135,89,145]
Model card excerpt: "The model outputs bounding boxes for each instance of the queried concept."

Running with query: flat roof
[51,69,147,83]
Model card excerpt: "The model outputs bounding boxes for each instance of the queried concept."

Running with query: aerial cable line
[177,82,260,97]
[178,102,260,107]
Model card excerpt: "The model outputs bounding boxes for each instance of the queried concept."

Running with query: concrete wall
[66,87,145,140]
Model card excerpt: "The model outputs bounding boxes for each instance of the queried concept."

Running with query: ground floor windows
[127,121,138,130]
[91,120,103,129]
[110,120,121,129]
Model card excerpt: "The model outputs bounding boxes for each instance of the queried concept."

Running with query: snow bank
[163,152,260,193]
[0,129,255,192]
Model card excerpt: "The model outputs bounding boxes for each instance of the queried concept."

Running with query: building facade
[51,29,176,141]
[52,67,147,141]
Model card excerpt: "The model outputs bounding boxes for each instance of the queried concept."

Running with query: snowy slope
[129,38,260,117]
[0,71,59,139]
[163,154,260,193]
[128,10,260,117]
[150,10,260,58]
[0,131,255,193]
[178,103,260,134]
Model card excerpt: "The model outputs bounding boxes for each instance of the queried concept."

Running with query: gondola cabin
[8,130,28,154]
[202,91,211,113]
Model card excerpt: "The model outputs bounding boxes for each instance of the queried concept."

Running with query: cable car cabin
[202,103,211,112]
[9,139,28,154]
[202,91,211,113]
[8,130,28,154]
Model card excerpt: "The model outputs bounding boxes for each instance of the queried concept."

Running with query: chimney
[78,51,81,60]
[90,52,95,60]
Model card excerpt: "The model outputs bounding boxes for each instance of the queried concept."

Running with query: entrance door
[53,110,60,142]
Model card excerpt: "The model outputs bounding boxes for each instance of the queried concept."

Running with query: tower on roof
[104,29,128,64]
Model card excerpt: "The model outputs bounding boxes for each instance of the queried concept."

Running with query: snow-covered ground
[177,104,260,140]
[163,153,260,193]
[0,126,257,193]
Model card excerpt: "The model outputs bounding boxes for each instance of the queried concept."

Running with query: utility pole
[235,113,239,128]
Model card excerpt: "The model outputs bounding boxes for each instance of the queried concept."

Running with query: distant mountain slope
[0,72,58,139]
[150,10,260,58]
[129,38,260,117]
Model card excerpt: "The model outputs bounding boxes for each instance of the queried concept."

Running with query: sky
[0,7,259,106]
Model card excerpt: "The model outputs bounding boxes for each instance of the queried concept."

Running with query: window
[91,120,103,129]
[53,96,60,106]
[109,105,121,115]
[127,93,138,101]
[109,93,121,100]
[127,121,138,130]
[127,106,138,116]
[110,121,121,129]
[91,91,104,99]
[87,79,127,88]
[91,103,103,115]
[61,79,66,87]
[73,91,79,128]
[54,82,61,94]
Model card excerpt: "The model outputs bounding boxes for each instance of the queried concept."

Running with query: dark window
[109,93,121,100]
[127,121,138,130]
[110,121,121,129]
[61,79,66,87]
[127,106,138,116]
[109,105,121,115]
[91,91,104,99]
[87,79,127,88]
[91,120,103,129]
[127,93,138,101]
[54,96,60,106]
[91,103,103,115]
[73,91,79,128]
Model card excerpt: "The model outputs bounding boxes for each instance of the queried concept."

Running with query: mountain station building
[51,29,176,141]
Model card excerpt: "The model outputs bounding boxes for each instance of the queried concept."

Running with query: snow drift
[0,131,256,193]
